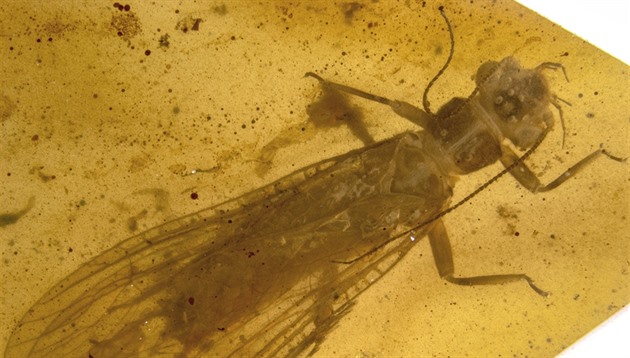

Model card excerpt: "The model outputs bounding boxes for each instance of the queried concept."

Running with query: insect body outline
[4,7,624,358]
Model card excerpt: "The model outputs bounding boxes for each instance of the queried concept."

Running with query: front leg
[500,144,625,193]
[428,218,548,296]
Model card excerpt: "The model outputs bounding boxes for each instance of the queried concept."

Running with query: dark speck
[159,34,170,48]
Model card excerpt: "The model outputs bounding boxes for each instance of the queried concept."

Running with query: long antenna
[332,8,558,265]
[408,130,548,234]
[422,6,454,115]
[332,130,549,266]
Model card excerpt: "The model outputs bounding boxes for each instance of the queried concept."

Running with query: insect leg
[305,72,431,129]
[500,144,626,193]
[428,218,548,296]
[536,61,569,82]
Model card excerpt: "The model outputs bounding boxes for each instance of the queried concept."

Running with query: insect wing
[4,208,225,357]
[5,135,436,357]
[232,231,416,357]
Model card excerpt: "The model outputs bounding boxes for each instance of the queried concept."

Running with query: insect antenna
[332,127,550,266]
[422,6,455,115]
[410,128,549,232]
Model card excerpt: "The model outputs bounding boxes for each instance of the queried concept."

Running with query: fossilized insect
[4,8,623,358]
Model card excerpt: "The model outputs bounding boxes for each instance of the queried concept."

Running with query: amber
[1,1,628,356]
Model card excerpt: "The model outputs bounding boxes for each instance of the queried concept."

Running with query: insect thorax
[428,56,556,174]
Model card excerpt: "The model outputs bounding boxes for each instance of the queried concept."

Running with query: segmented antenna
[333,127,551,266]
[422,6,455,115]
[410,127,549,233]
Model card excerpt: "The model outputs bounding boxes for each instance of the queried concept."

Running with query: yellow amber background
[1,0,628,356]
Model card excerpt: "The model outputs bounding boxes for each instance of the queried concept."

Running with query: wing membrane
[6,135,440,357]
